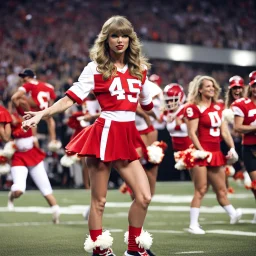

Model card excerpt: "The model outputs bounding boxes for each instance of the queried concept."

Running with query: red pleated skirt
[65,117,146,162]
[195,141,226,167]
[12,147,46,167]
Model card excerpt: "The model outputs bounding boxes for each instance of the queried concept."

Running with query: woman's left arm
[220,120,235,148]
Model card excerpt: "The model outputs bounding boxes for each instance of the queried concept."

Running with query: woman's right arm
[22,96,74,130]
[185,118,204,151]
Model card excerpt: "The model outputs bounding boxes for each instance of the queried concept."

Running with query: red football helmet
[249,71,256,86]
[228,76,244,89]
[163,83,186,110]
[149,74,162,86]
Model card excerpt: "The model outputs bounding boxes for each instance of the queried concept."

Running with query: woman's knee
[91,196,107,213]
[194,185,208,199]
[135,193,152,209]
[215,187,228,199]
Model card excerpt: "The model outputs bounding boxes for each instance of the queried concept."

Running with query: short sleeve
[231,101,245,117]
[139,76,153,110]
[65,65,94,105]
[184,104,200,119]
[19,82,32,93]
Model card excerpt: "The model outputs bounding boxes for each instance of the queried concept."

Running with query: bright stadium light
[167,45,193,61]
[230,51,256,66]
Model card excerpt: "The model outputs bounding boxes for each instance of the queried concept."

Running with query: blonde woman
[22,16,154,256]
[184,75,241,234]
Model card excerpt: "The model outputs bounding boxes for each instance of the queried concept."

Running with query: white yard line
[175,252,204,254]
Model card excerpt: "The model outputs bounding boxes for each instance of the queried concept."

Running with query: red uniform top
[231,98,256,145]
[164,104,192,151]
[19,80,56,110]
[66,62,152,111]
[184,103,223,152]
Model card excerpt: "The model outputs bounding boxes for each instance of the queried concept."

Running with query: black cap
[18,69,35,78]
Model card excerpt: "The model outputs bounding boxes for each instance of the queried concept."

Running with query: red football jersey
[164,104,192,151]
[66,62,151,112]
[231,98,256,145]
[19,80,56,110]
[184,103,222,151]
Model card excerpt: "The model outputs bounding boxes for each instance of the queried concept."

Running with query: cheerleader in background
[162,83,192,180]
[223,76,247,192]
[7,112,60,224]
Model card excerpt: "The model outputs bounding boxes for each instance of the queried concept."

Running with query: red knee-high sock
[128,226,143,252]
[90,229,108,254]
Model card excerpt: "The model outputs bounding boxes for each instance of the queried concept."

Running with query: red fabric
[66,117,146,162]
[90,229,102,242]
[11,147,46,167]
[138,125,155,135]
[194,150,226,167]
[128,226,143,252]
[172,136,192,151]
[0,106,12,123]
[141,101,153,111]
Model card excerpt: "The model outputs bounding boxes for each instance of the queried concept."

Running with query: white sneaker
[230,208,242,224]
[252,212,256,224]
[7,191,14,211]
[188,225,205,235]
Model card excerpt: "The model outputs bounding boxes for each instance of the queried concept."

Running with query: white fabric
[100,119,111,161]
[232,106,244,117]
[139,76,153,106]
[11,161,53,196]
[68,62,96,102]
[15,137,34,151]
[100,111,135,122]
[190,207,200,227]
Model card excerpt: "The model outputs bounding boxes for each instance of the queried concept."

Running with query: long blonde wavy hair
[187,75,221,104]
[89,16,150,81]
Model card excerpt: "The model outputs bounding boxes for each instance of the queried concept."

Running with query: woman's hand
[22,111,44,131]
[226,147,239,165]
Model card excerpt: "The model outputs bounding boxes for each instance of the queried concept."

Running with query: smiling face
[250,84,256,98]
[107,33,130,56]
[199,79,215,99]
[231,86,243,100]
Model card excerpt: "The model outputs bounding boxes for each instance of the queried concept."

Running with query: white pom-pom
[2,141,16,159]
[174,160,186,170]
[135,230,153,250]
[192,150,208,159]
[84,230,113,253]
[84,235,95,253]
[225,165,235,177]
[60,154,76,167]
[147,145,164,164]
[94,230,113,250]
[0,163,11,175]
[48,140,62,152]
[222,109,234,123]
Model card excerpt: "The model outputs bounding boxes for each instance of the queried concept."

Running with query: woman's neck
[199,96,212,107]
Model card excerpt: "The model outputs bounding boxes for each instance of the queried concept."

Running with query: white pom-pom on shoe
[124,230,153,250]
[84,230,114,253]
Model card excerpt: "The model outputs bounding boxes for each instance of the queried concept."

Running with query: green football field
[0,180,255,256]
